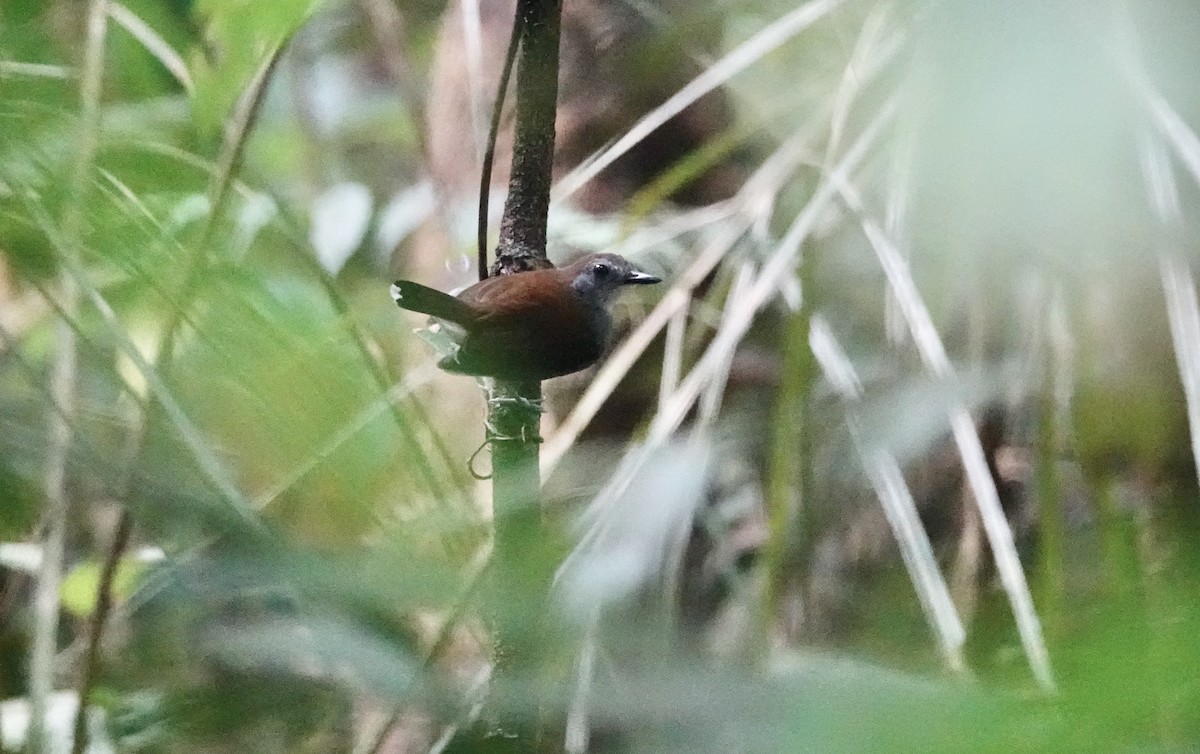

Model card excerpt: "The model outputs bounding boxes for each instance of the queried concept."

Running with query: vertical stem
[485,0,561,738]
[28,2,108,752]
[68,511,131,754]
[488,382,545,652]
[762,301,813,652]
[493,0,561,276]
[28,313,77,754]
[478,9,524,281]
[1034,329,1065,643]
[488,0,562,597]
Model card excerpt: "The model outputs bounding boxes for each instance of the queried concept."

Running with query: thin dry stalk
[540,15,906,476]
[1135,92,1200,489]
[28,2,108,751]
[357,0,426,153]
[558,102,895,584]
[833,178,1056,693]
[552,0,849,204]
[809,315,967,671]
[459,0,488,160]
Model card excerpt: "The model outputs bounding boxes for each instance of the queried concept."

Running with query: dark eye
[592,261,611,277]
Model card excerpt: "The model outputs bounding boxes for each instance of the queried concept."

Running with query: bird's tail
[390,281,477,326]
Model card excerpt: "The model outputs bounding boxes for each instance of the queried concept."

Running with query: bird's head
[567,252,661,305]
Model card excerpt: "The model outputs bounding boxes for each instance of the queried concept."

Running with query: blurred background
[3,0,1200,751]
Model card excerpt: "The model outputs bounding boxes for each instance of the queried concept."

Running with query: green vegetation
[2,1,1200,752]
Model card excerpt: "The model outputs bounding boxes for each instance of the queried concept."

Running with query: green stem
[485,0,562,740]
[762,260,815,657]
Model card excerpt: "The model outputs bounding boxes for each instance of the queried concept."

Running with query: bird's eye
[592,262,611,277]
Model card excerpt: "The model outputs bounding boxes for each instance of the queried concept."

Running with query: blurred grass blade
[810,315,967,671]
[458,0,488,160]
[835,179,1056,692]
[545,103,840,478]
[542,20,904,476]
[253,363,440,509]
[71,264,265,532]
[1157,256,1200,489]
[108,1,194,94]
[557,442,712,613]
[0,61,75,79]
[567,101,894,577]
[202,41,285,247]
[552,0,848,204]
[26,195,265,534]
[1138,73,1200,188]
[564,610,600,754]
[1139,133,1200,489]
[658,292,690,411]
[655,100,896,447]
[694,262,755,430]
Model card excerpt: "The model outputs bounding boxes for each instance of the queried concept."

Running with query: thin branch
[477,9,523,280]
[69,511,132,754]
[29,2,108,752]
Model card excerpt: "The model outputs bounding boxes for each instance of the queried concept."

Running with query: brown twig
[477,8,525,281]
[68,511,132,754]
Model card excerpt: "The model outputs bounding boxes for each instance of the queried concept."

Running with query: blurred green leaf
[61,557,146,618]
[189,0,324,137]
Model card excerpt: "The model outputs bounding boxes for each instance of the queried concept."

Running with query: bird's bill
[624,270,661,285]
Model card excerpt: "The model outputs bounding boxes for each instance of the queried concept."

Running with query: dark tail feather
[390,281,477,326]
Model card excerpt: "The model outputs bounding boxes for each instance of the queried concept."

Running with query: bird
[391,252,661,381]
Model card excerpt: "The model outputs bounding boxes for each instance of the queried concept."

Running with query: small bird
[391,252,661,380]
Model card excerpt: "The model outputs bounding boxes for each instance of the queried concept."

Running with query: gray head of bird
[567,253,661,306]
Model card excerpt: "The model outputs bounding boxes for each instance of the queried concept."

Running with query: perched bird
[391,252,661,380]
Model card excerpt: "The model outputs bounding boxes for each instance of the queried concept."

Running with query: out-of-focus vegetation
[3,0,1200,752]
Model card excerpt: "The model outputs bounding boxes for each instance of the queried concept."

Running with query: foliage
[2,0,1200,752]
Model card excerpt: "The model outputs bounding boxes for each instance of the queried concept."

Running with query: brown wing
[451,269,602,378]
[457,269,590,331]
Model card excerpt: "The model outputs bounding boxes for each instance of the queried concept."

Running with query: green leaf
[60,558,146,618]
[188,0,324,137]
